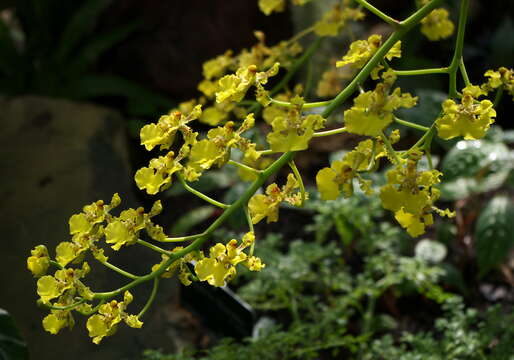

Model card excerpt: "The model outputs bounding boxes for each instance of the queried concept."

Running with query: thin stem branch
[163,232,206,243]
[243,206,256,255]
[90,0,443,303]
[493,86,504,108]
[393,67,448,76]
[136,239,171,256]
[394,117,430,131]
[448,0,470,97]
[77,299,106,316]
[410,122,437,151]
[248,38,323,115]
[42,299,86,311]
[269,97,332,109]
[380,131,401,164]
[138,278,159,317]
[227,160,262,175]
[49,260,64,270]
[287,25,315,44]
[93,151,296,300]
[459,58,471,87]
[322,0,444,118]
[257,149,278,156]
[289,160,306,206]
[178,174,229,209]
[313,127,347,138]
[100,260,140,279]
[355,0,400,26]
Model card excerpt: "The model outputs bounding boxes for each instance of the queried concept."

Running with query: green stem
[362,295,377,334]
[90,0,443,303]
[493,86,504,108]
[393,67,448,76]
[270,37,323,97]
[42,299,86,311]
[248,38,323,115]
[448,0,470,97]
[49,260,64,270]
[289,160,306,206]
[355,0,400,26]
[312,126,347,138]
[100,261,140,280]
[459,58,471,86]
[178,174,229,209]
[79,300,106,316]
[410,122,437,151]
[93,151,296,300]
[394,117,430,131]
[138,278,159,317]
[163,232,206,243]
[227,159,262,175]
[380,131,400,164]
[287,25,315,44]
[243,206,256,255]
[322,0,444,118]
[269,97,332,109]
[136,239,171,256]
[257,149,277,156]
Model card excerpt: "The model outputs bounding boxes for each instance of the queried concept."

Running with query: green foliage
[0,309,29,360]
[475,195,514,277]
[364,298,514,360]
[0,0,173,116]
[440,136,512,200]
[142,193,514,359]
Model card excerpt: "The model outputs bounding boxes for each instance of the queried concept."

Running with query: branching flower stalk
[26,0,514,344]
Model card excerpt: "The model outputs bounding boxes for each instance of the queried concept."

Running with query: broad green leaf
[475,196,514,277]
[56,0,111,62]
[0,309,29,360]
[170,206,216,235]
[440,140,511,200]
[64,20,141,77]
[62,75,174,116]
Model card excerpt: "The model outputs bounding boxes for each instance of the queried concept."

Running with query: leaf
[64,20,141,77]
[475,196,514,277]
[55,0,111,62]
[62,75,174,116]
[169,206,216,235]
[0,309,29,360]
[440,140,511,200]
[0,19,21,75]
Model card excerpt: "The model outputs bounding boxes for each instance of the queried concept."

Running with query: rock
[0,96,182,359]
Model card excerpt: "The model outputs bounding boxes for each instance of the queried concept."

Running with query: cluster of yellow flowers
[316,131,399,200]
[336,34,401,70]
[436,85,496,140]
[344,70,418,136]
[267,96,326,152]
[380,151,455,237]
[483,67,514,100]
[420,8,454,41]
[313,0,365,37]
[26,0,514,345]
[249,173,304,224]
[195,232,265,287]
[86,292,142,344]
[26,195,169,340]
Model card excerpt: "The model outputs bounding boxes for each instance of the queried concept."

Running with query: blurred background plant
[0,0,174,117]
